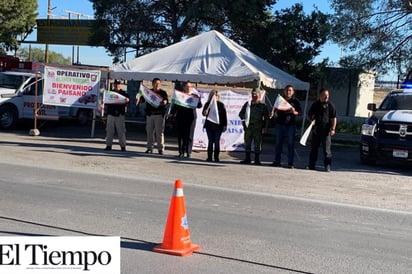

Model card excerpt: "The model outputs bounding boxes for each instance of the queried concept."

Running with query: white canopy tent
[110,30,309,91]
[110,30,310,134]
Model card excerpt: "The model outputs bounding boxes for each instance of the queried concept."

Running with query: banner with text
[193,89,249,152]
[43,66,101,109]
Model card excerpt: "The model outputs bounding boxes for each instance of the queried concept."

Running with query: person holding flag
[238,87,270,165]
[202,90,227,162]
[169,81,202,158]
[270,85,302,168]
[137,78,169,154]
[104,80,130,151]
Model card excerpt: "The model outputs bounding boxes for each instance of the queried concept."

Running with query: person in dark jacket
[170,81,202,158]
[138,78,169,154]
[202,90,228,162]
[270,85,302,168]
[238,87,270,165]
[307,88,337,172]
[104,80,130,151]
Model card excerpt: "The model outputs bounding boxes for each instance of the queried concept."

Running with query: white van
[0,71,93,129]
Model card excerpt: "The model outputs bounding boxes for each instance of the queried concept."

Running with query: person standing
[104,80,130,151]
[271,85,302,168]
[138,78,169,154]
[170,81,202,158]
[238,87,270,165]
[202,90,227,162]
[307,88,337,172]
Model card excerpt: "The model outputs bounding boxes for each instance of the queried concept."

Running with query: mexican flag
[171,89,200,109]
[103,90,127,104]
[139,84,164,108]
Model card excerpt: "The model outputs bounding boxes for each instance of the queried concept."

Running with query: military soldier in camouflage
[238,87,270,165]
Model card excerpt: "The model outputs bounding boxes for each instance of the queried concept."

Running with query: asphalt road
[0,162,411,274]
[0,124,412,273]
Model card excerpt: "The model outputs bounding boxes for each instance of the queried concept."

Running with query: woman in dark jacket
[170,81,202,158]
[202,90,228,162]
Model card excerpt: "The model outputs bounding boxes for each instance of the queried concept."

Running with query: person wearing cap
[138,78,169,154]
[104,80,130,151]
[238,87,270,165]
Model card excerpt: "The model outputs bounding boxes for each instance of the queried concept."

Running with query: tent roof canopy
[110,30,309,90]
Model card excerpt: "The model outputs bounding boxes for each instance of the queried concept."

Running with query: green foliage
[336,121,361,134]
[0,0,38,51]
[17,47,71,64]
[330,0,412,76]
[240,4,331,81]
[88,0,330,80]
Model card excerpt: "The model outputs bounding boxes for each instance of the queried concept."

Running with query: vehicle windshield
[0,74,26,90]
[379,94,412,110]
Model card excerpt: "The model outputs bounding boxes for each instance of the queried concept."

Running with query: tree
[89,0,330,82]
[236,4,331,81]
[17,47,71,64]
[89,0,276,62]
[330,0,412,77]
[0,0,38,51]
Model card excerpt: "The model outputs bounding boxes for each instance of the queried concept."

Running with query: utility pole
[45,0,52,63]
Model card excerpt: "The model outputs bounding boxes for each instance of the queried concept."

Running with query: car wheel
[0,105,18,130]
[360,151,375,165]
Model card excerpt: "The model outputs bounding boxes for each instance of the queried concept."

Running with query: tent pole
[301,89,309,136]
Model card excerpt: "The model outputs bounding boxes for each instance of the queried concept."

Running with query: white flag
[139,84,163,108]
[300,120,315,146]
[206,93,220,124]
[259,90,266,103]
[273,94,292,111]
[244,101,251,127]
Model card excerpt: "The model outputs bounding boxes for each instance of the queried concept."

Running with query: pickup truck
[0,71,93,129]
[360,89,412,165]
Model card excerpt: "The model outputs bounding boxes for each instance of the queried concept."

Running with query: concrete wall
[314,67,375,118]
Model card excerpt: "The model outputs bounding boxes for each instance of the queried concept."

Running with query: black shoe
[158,150,163,155]
[186,153,191,158]
[214,158,220,162]
[254,161,262,165]
[206,158,213,162]
[271,161,281,167]
[121,146,126,151]
[145,149,152,154]
[240,159,251,164]
[104,146,112,151]
[177,153,183,157]
[287,164,294,169]
[325,165,331,172]
[306,165,316,170]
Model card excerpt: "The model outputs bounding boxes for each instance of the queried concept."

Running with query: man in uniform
[238,88,270,165]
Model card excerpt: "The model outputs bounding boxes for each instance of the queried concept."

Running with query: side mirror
[367,103,377,111]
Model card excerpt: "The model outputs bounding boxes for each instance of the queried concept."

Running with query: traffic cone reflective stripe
[153,179,200,256]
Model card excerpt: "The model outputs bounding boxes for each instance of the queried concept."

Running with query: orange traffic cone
[153,179,200,256]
